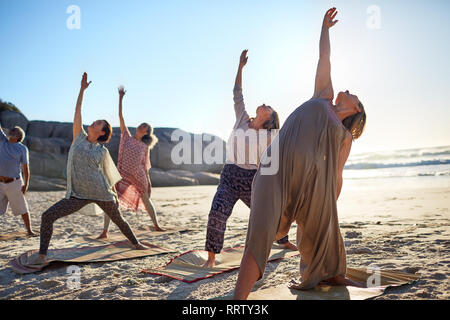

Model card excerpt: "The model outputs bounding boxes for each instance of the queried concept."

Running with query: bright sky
[1,0,449,155]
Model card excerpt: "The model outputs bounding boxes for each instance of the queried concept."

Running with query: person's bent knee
[41,211,55,225]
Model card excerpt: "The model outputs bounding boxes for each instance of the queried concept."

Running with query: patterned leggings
[39,197,139,255]
[205,164,288,253]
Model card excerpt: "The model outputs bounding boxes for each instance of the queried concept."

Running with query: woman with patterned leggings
[203,50,297,268]
[32,73,147,265]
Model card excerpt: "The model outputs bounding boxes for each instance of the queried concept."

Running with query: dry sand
[0,176,448,300]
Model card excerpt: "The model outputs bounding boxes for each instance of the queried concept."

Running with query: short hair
[11,126,25,143]
[97,120,112,143]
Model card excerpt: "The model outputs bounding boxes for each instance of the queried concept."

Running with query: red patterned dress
[115,129,151,212]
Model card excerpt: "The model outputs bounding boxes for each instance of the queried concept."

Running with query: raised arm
[313,8,338,100]
[118,86,129,135]
[336,132,352,200]
[233,50,248,118]
[235,49,248,88]
[73,72,91,142]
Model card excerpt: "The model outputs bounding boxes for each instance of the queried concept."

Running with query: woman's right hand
[81,72,92,91]
[323,7,338,29]
[118,85,126,98]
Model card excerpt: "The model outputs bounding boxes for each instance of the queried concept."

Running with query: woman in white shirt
[203,50,297,268]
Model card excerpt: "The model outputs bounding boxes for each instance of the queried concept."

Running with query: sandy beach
[0,176,448,300]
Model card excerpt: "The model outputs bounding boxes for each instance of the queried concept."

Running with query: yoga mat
[217,267,421,300]
[0,231,39,242]
[9,240,177,274]
[142,244,299,283]
[75,227,193,243]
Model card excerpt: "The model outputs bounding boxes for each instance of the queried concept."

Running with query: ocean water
[343,145,450,188]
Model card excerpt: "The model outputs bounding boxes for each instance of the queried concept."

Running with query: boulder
[149,168,198,187]
[51,123,74,140]
[166,169,197,179]
[28,175,67,192]
[150,128,225,173]
[24,136,71,155]
[193,171,220,185]
[0,110,29,131]
[2,111,227,186]
[29,151,68,179]
[27,121,57,138]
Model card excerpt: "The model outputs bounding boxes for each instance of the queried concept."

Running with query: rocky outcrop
[0,110,223,190]
[0,110,29,132]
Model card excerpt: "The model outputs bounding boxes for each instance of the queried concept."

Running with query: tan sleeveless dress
[245,98,349,290]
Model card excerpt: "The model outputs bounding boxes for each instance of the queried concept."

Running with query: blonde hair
[141,123,159,149]
[342,101,366,140]
[10,126,26,142]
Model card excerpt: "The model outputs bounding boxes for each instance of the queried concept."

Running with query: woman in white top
[203,50,297,268]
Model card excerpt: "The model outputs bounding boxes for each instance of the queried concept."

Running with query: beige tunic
[245,98,348,290]
[66,129,122,202]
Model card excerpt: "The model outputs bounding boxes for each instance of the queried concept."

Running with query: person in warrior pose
[203,50,297,268]
[97,86,163,239]
[32,73,147,265]
[234,8,367,299]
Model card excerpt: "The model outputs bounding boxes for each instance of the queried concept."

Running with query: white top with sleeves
[225,85,277,170]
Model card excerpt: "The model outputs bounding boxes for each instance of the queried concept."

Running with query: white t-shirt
[225,85,277,170]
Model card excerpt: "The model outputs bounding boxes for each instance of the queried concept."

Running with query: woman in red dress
[98,86,163,239]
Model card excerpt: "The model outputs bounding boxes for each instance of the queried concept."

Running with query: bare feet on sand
[153,225,166,232]
[97,231,108,239]
[203,251,216,268]
[27,230,38,237]
[134,242,149,250]
[281,241,298,251]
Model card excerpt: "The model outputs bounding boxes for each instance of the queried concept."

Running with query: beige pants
[0,179,29,216]
[103,191,159,231]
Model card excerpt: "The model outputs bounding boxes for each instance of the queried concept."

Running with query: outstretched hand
[323,7,338,29]
[81,72,92,90]
[239,49,248,68]
[118,85,126,98]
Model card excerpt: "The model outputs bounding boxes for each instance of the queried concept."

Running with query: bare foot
[154,225,166,232]
[97,231,108,239]
[203,251,216,268]
[27,230,38,237]
[203,259,215,268]
[281,241,298,251]
[134,242,148,250]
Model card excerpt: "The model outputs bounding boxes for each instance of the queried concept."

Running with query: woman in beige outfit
[234,8,367,299]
